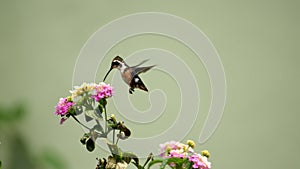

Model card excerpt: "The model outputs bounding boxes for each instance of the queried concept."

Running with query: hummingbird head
[111,56,124,69]
[103,56,124,82]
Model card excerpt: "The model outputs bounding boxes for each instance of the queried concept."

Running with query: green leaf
[143,153,153,168]
[107,143,122,161]
[0,160,2,169]
[84,114,93,122]
[167,157,182,163]
[107,122,117,129]
[122,154,131,164]
[85,109,103,121]
[122,152,139,166]
[147,159,163,169]
[185,161,193,169]
[92,124,104,133]
[97,105,103,114]
[107,116,118,129]
[160,159,168,169]
[95,106,103,117]
[166,157,186,168]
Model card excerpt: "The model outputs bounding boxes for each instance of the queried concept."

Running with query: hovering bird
[103,56,155,94]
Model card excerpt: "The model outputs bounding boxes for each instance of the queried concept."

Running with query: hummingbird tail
[130,75,149,92]
[138,84,148,92]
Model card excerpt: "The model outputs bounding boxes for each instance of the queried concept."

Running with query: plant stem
[116,130,121,145]
[104,106,107,133]
[116,137,119,145]
[71,115,91,130]
[113,129,115,144]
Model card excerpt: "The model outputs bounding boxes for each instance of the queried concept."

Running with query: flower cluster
[54,96,74,124]
[54,82,113,124]
[159,140,211,169]
[54,81,213,169]
[70,82,98,101]
[189,153,211,169]
[69,82,113,103]
[91,82,113,102]
[159,141,193,158]
[54,97,74,116]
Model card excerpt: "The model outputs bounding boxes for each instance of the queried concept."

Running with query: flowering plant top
[53,82,211,169]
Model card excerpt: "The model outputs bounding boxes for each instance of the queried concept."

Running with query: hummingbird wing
[131,59,150,68]
[131,65,155,77]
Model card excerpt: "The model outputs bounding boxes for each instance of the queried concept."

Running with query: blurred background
[0,0,299,169]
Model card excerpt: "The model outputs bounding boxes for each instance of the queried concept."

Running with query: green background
[0,0,299,169]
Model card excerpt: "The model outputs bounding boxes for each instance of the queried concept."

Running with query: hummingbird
[103,56,155,94]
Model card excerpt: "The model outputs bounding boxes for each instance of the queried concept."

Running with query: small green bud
[80,137,87,145]
[201,150,210,158]
[80,133,89,145]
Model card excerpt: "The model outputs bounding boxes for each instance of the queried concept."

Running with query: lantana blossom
[91,82,113,102]
[189,153,211,169]
[159,141,194,158]
[70,82,98,102]
[159,141,179,157]
[159,140,210,169]
[70,82,113,103]
[54,97,74,116]
[54,97,74,124]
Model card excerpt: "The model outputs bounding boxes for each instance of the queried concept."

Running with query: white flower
[70,82,97,101]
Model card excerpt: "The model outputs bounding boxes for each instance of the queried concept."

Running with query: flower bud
[111,114,117,123]
[80,133,89,145]
[201,150,210,158]
[67,96,72,102]
[187,140,195,148]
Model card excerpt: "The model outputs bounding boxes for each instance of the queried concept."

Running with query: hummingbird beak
[103,67,113,82]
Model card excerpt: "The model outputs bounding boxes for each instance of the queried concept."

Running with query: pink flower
[91,82,113,102]
[189,153,211,169]
[159,141,179,157]
[54,98,74,116]
[169,149,188,158]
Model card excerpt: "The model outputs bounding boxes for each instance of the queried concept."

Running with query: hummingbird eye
[111,60,120,67]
